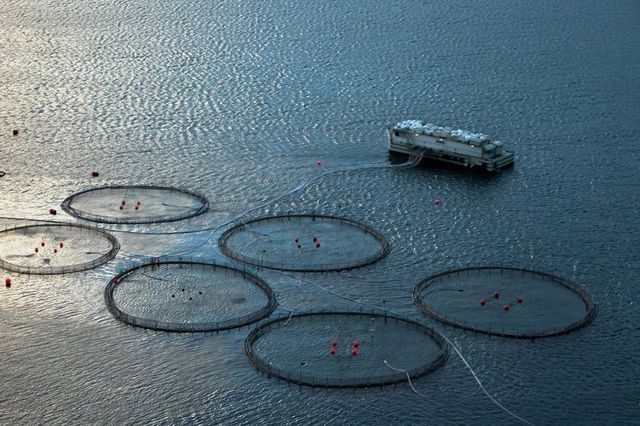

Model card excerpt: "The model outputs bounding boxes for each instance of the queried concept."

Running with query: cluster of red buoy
[4,277,12,288]
[479,290,524,312]
[34,240,65,255]
[118,200,141,211]
[328,339,360,356]
[294,236,321,249]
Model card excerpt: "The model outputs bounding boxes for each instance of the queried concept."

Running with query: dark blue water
[1,0,639,424]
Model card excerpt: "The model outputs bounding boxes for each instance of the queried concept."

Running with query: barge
[387,120,514,171]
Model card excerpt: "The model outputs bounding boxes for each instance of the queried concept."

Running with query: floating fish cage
[104,259,277,332]
[61,185,209,224]
[413,266,597,338]
[244,311,448,388]
[219,214,391,272]
[0,223,119,274]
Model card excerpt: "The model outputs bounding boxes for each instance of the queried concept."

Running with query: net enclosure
[413,267,597,338]
[104,259,277,332]
[0,223,119,274]
[219,214,391,272]
[244,311,448,388]
[61,185,209,224]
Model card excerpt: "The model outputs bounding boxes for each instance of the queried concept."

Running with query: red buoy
[91,171,99,177]
[297,245,301,249]
[316,160,322,166]
[155,259,160,265]
[517,297,524,304]
[119,205,124,210]
[41,241,45,247]
[34,247,39,253]
[312,237,317,242]
[315,243,320,248]
[480,298,486,306]
[331,339,337,347]
[134,205,139,210]
[59,242,64,248]
[493,291,500,299]
[351,348,358,355]
[353,340,360,347]
[12,129,19,136]
[121,200,126,206]
[329,348,336,355]
[433,198,441,205]
[4,278,11,286]
[503,304,510,311]
[53,248,58,254]
[294,237,299,243]
[49,208,57,215]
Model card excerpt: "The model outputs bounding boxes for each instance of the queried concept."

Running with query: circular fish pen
[413,267,597,338]
[105,260,277,332]
[61,185,209,224]
[0,223,119,274]
[244,311,448,388]
[219,214,391,272]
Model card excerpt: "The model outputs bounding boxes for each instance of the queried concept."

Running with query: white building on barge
[387,120,514,171]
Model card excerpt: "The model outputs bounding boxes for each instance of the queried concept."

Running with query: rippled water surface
[1,0,639,424]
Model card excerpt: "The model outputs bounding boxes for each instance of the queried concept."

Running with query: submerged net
[105,259,277,332]
[219,214,390,272]
[61,185,209,224]
[245,311,448,388]
[0,223,119,274]
[413,267,597,338]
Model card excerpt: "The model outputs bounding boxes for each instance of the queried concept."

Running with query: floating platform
[387,120,515,172]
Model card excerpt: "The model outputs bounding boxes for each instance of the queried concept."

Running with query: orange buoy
[480,298,486,306]
[331,339,337,347]
[493,291,500,299]
[353,340,359,347]
[351,348,358,355]
[503,304,510,311]
[329,348,336,355]
[517,297,524,304]
[49,208,57,215]
[91,171,99,177]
